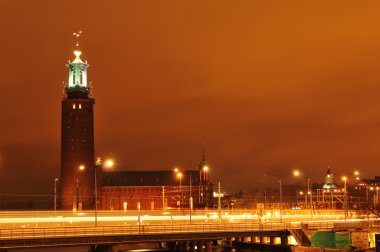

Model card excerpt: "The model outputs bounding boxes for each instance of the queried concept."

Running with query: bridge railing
[0,222,289,240]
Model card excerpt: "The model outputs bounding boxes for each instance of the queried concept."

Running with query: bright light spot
[342,176,347,181]
[354,171,359,176]
[203,166,209,171]
[293,170,300,176]
[174,168,179,173]
[79,165,85,171]
[74,50,82,57]
[177,172,183,178]
[104,159,114,168]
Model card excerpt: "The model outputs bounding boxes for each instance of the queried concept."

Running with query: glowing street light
[94,157,114,226]
[342,176,348,221]
[177,172,183,204]
[104,159,114,168]
[266,170,300,222]
[79,165,85,171]
[203,165,209,172]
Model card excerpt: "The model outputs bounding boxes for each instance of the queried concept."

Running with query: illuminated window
[79,103,82,109]
[72,103,76,109]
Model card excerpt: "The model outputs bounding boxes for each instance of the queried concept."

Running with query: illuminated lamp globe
[104,159,114,168]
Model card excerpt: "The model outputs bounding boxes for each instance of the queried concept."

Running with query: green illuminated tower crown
[65,49,90,98]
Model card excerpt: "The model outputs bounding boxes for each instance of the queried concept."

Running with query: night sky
[1,1,380,195]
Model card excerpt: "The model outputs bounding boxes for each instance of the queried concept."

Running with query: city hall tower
[60,32,95,210]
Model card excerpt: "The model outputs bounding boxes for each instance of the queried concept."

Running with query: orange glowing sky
[1,1,380,194]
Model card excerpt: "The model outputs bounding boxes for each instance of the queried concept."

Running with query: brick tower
[60,33,95,210]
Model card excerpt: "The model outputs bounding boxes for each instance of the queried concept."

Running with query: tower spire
[73,31,82,48]
[200,143,207,165]
[65,31,90,98]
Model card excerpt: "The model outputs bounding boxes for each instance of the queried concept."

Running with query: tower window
[72,103,76,109]
[79,103,82,109]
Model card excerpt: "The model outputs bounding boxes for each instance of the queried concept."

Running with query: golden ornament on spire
[72,31,84,63]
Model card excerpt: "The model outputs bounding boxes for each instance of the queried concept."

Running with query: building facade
[101,157,213,211]
[60,39,214,211]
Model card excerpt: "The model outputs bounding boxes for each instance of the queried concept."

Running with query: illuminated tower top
[323,168,337,189]
[65,31,90,99]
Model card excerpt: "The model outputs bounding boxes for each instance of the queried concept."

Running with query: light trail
[0,209,374,228]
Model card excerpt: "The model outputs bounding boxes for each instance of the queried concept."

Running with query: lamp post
[54,178,59,211]
[202,165,209,206]
[177,172,183,205]
[342,176,347,222]
[300,191,307,209]
[189,174,193,224]
[266,170,300,222]
[91,158,114,227]
[307,179,312,209]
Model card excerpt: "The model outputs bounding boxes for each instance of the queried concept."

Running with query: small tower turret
[323,168,337,189]
[198,144,209,183]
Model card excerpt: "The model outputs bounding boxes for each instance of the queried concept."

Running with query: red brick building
[60,38,214,211]
[101,160,213,210]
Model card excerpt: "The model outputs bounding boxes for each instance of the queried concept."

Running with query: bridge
[0,210,378,252]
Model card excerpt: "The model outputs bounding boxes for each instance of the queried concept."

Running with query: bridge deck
[0,220,379,249]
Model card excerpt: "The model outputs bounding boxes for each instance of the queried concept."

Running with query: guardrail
[1,220,378,241]
[0,222,288,240]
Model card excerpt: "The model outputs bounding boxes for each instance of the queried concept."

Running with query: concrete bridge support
[197,241,203,252]
[226,237,233,246]
[281,236,288,245]
[205,241,212,252]
[270,237,276,245]
[175,242,182,252]
[251,236,257,243]
[259,236,266,244]
[189,241,196,252]
[182,241,189,252]
[241,237,247,243]
[90,245,118,252]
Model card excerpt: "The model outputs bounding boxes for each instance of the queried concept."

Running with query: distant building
[362,176,380,187]
[59,38,213,210]
[322,169,337,189]
[102,158,213,210]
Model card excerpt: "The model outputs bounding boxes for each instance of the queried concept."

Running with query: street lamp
[54,178,59,211]
[202,165,209,205]
[82,158,114,227]
[266,170,300,222]
[299,191,307,209]
[177,172,183,205]
[342,176,347,221]
[95,158,114,226]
